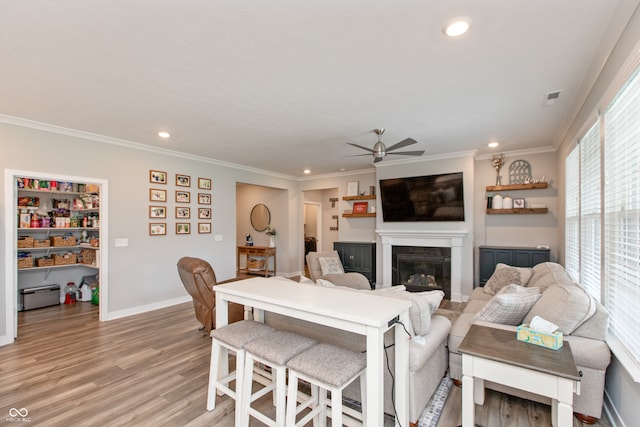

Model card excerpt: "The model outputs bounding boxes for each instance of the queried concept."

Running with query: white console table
[213,277,412,427]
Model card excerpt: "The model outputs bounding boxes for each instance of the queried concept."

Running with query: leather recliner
[177,256,244,332]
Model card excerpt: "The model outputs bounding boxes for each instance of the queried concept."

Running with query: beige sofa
[263,276,451,425]
[448,262,611,421]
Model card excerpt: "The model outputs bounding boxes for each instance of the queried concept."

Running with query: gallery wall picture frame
[513,198,526,209]
[198,222,211,234]
[175,190,190,203]
[347,181,359,196]
[176,207,191,219]
[176,174,191,187]
[149,223,166,236]
[150,170,167,184]
[176,222,191,235]
[198,178,212,190]
[198,208,211,219]
[150,188,167,202]
[149,206,166,219]
[198,193,211,205]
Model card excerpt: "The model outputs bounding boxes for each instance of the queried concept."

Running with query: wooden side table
[459,324,581,427]
[237,246,276,277]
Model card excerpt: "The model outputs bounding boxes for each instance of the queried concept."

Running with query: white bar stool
[241,330,318,427]
[285,343,367,427]
[208,320,276,425]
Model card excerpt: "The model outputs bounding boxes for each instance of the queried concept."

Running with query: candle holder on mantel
[491,154,505,186]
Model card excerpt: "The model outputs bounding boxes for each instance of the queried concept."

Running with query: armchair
[177,256,244,332]
[305,250,371,290]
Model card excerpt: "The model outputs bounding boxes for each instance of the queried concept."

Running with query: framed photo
[198,222,211,234]
[149,206,166,219]
[198,193,211,205]
[198,178,212,190]
[352,201,368,214]
[175,190,190,203]
[150,188,167,202]
[149,223,166,236]
[176,207,190,219]
[176,222,190,235]
[513,198,525,209]
[176,174,191,187]
[347,181,359,196]
[198,208,211,219]
[150,170,167,184]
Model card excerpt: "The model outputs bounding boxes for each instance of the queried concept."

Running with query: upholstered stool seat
[241,331,317,427]
[286,343,367,426]
[207,320,276,425]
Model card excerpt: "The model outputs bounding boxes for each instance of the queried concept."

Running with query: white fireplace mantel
[376,229,469,301]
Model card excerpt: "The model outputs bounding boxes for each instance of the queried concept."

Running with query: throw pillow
[495,263,533,285]
[298,275,315,285]
[473,292,541,325]
[382,290,445,336]
[497,284,541,296]
[318,257,345,276]
[523,283,595,334]
[315,279,337,288]
[483,267,521,295]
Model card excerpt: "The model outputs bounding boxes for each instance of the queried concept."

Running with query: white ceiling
[1,1,637,177]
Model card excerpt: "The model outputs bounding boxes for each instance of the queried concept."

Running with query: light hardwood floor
[2,301,610,426]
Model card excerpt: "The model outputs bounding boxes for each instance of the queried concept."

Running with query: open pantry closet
[6,170,107,339]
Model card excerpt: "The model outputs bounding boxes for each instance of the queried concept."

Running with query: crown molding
[474,145,556,161]
[0,114,297,181]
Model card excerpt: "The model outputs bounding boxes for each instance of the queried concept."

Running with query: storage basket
[17,236,34,248]
[50,235,77,247]
[36,257,55,267]
[247,256,265,270]
[80,248,96,266]
[54,253,77,266]
[33,239,51,248]
[18,256,33,269]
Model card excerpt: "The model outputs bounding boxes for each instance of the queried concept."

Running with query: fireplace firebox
[392,246,451,299]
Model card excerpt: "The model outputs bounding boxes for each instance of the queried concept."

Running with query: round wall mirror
[250,204,271,232]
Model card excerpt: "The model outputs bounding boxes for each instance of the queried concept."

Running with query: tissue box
[517,324,563,350]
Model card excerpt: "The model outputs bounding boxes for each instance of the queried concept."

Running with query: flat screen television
[379,172,465,222]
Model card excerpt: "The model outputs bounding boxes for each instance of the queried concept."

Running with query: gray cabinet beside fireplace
[478,245,550,287]
[333,241,376,288]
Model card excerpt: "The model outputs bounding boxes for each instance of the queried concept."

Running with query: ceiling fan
[348,128,425,163]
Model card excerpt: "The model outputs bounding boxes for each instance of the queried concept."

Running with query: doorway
[4,169,108,343]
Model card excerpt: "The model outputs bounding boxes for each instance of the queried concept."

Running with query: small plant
[265,225,276,236]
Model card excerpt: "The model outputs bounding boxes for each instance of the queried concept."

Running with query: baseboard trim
[603,388,625,427]
[106,295,191,321]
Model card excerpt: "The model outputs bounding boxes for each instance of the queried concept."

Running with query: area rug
[418,375,453,427]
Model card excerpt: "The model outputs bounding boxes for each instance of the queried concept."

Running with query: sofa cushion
[318,256,345,275]
[497,283,541,296]
[523,283,595,334]
[383,290,444,336]
[315,278,337,287]
[473,292,541,325]
[484,266,521,295]
[527,262,573,292]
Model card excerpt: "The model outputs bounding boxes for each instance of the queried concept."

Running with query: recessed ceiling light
[444,19,470,37]
[158,131,171,139]
[488,141,499,148]
[303,169,311,174]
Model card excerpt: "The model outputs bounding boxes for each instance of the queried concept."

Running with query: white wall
[0,121,298,343]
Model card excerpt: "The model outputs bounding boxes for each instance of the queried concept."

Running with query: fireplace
[392,246,451,299]
[376,229,468,302]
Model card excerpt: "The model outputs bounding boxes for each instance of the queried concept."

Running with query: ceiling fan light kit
[348,128,425,163]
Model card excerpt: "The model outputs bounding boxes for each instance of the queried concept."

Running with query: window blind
[603,66,640,364]
[565,146,580,281]
[580,121,601,301]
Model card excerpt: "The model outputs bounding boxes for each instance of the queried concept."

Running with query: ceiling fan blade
[386,150,425,156]
[349,153,374,157]
[385,138,417,152]
[347,142,374,153]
